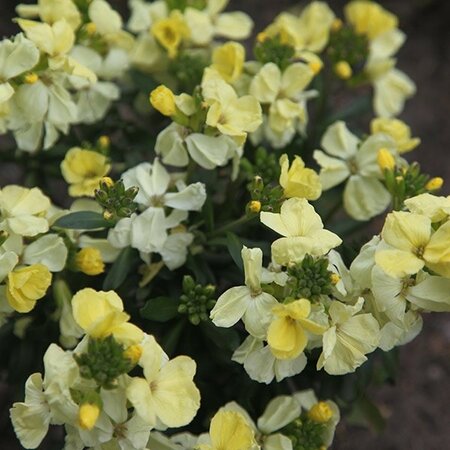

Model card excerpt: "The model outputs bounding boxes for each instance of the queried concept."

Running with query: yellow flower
[308,402,333,423]
[6,264,52,313]
[152,11,190,58]
[78,403,100,430]
[75,248,105,276]
[150,85,176,116]
[61,147,111,197]
[267,299,326,359]
[375,211,450,278]
[72,288,143,345]
[376,148,395,171]
[211,41,245,83]
[370,118,420,153]
[345,0,398,40]
[202,73,262,143]
[197,410,256,450]
[279,154,322,200]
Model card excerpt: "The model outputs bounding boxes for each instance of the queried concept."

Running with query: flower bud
[309,60,323,75]
[24,72,38,84]
[75,248,105,276]
[248,200,261,213]
[78,403,100,430]
[85,22,97,36]
[308,401,333,423]
[425,177,443,191]
[123,344,142,365]
[98,135,110,150]
[377,148,395,171]
[334,61,352,80]
[150,85,176,116]
[330,273,340,285]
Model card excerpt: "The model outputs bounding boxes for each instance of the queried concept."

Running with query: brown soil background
[0,1,449,449]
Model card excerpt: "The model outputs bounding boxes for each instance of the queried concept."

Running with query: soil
[0,1,449,449]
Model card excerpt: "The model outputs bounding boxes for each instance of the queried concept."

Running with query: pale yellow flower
[279,153,322,200]
[61,147,111,197]
[211,41,245,83]
[260,198,342,266]
[126,335,200,428]
[197,410,256,450]
[375,211,450,278]
[7,264,52,313]
[371,118,420,153]
[267,299,326,360]
[152,10,190,58]
[202,72,262,143]
[344,0,398,40]
[72,288,143,345]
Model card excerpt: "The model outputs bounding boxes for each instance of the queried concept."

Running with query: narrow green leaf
[140,296,180,322]
[103,248,137,290]
[226,232,243,271]
[53,211,110,230]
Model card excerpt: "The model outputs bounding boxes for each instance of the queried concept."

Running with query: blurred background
[0,0,449,449]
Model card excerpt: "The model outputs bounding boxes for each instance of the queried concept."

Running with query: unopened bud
[98,135,110,149]
[334,61,352,80]
[85,22,97,36]
[256,32,268,43]
[75,247,105,276]
[103,210,114,221]
[100,176,114,189]
[330,273,340,285]
[331,18,343,32]
[24,72,38,84]
[123,344,142,365]
[248,200,262,213]
[425,177,443,191]
[377,148,395,171]
[78,403,100,430]
[309,60,323,75]
[308,401,333,423]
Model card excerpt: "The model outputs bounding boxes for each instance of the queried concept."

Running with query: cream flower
[0,185,50,236]
[313,121,395,220]
[317,298,379,375]
[0,33,39,104]
[375,211,450,278]
[279,153,321,200]
[260,198,341,266]
[202,72,262,143]
[126,335,200,428]
[210,246,278,339]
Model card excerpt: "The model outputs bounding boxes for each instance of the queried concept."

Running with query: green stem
[207,214,255,238]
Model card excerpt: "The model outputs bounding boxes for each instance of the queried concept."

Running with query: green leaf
[347,394,386,432]
[140,296,180,322]
[200,321,240,352]
[202,197,215,232]
[161,319,186,356]
[226,232,243,271]
[53,211,110,230]
[103,248,137,290]
[324,95,371,125]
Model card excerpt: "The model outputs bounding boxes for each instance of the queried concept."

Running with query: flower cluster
[2,1,448,450]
